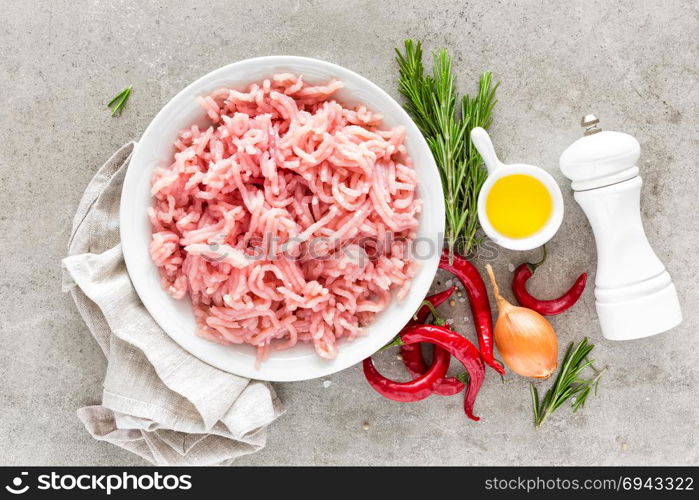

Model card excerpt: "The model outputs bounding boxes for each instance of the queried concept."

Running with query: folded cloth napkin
[61,143,283,465]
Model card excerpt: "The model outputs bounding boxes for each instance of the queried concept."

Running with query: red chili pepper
[399,324,485,421]
[363,346,450,403]
[400,287,466,396]
[400,346,467,396]
[439,250,505,375]
[511,245,587,316]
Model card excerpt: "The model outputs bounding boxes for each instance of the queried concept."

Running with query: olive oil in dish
[485,174,552,239]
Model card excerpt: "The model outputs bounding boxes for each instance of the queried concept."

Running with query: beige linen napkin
[61,142,283,465]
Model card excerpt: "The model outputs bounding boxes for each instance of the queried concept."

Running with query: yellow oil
[485,174,552,239]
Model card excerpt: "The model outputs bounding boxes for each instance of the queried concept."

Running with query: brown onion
[485,264,558,378]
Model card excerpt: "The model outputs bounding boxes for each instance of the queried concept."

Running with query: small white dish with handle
[471,127,564,251]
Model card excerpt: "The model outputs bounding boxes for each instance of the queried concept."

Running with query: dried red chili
[400,287,466,396]
[397,324,485,421]
[439,250,505,375]
[400,347,467,396]
[512,246,587,316]
[363,345,450,402]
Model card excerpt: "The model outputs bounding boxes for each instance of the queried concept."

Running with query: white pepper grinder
[559,115,682,341]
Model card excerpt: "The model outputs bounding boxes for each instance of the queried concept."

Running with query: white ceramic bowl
[120,56,444,381]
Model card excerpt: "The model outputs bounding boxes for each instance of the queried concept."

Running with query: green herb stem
[108,85,132,116]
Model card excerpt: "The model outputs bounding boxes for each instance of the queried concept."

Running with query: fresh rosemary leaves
[530,338,604,427]
[108,86,132,116]
[395,40,498,256]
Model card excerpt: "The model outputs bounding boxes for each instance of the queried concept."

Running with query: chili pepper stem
[379,336,405,352]
[420,299,447,326]
[527,244,547,273]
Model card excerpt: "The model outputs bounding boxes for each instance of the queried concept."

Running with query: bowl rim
[119,55,445,381]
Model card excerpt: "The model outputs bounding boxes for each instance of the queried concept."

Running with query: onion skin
[485,264,559,379]
[494,302,558,378]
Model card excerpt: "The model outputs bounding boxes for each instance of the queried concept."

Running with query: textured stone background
[1,0,697,465]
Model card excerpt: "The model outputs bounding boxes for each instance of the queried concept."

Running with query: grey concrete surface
[1,0,697,466]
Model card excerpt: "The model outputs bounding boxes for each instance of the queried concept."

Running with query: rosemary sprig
[108,85,132,116]
[395,40,498,256]
[460,73,498,251]
[530,338,604,428]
